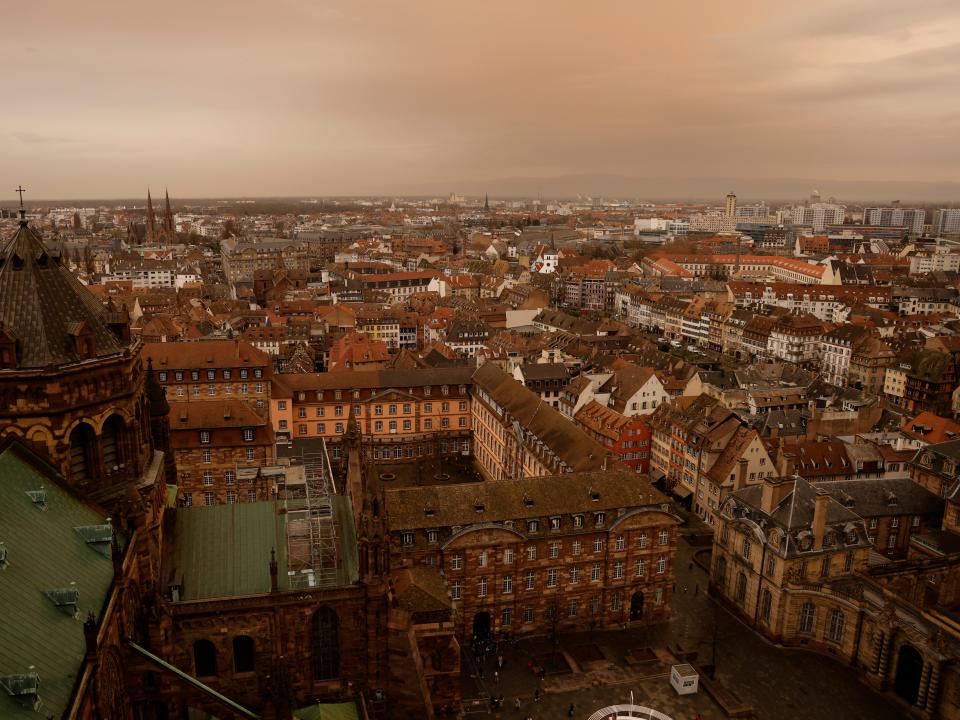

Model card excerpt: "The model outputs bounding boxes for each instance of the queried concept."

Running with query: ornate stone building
[711,474,960,718]
[0,208,169,505]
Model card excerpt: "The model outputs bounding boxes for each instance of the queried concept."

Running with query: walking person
[534,688,540,703]
[568,702,575,717]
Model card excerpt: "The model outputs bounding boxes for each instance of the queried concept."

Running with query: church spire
[146,188,156,243]
[484,193,489,212]
[163,188,174,236]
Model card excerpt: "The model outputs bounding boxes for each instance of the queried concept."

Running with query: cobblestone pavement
[461,536,907,720]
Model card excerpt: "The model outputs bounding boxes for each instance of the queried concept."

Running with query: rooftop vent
[474,502,485,514]
[523,496,534,508]
[25,489,46,509]
[74,524,113,557]
[590,491,601,502]
[424,508,435,518]
[0,672,40,699]
[44,586,79,615]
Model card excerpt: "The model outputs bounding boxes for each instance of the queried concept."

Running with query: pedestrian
[682,585,687,594]
[568,702,575,717]
[514,697,521,711]
[539,667,546,681]
[494,670,499,684]
[534,688,540,703]
[497,654,504,670]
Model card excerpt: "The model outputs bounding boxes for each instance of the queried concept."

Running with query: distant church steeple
[484,193,489,212]
[163,188,174,235]
[146,188,157,243]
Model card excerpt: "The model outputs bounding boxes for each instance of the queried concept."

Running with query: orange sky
[3,0,959,198]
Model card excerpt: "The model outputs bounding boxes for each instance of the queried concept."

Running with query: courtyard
[460,536,909,720]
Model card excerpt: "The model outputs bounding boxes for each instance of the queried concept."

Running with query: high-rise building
[792,203,845,231]
[862,207,925,235]
[725,191,737,218]
[934,208,960,236]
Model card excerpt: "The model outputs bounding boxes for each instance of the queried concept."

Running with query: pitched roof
[384,470,670,530]
[0,216,127,368]
[144,339,271,368]
[0,444,115,719]
[472,362,608,473]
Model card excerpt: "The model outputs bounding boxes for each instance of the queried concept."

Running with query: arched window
[101,415,125,475]
[759,589,772,623]
[735,572,747,603]
[311,607,340,680]
[715,556,727,588]
[827,609,845,642]
[193,639,217,677]
[69,424,97,482]
[799,602,815,634]
[233,635,255,673]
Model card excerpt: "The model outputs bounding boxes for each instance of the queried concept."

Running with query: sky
[3,0,960,200]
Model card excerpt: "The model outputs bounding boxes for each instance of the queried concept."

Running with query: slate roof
[813,478,943,518]
[472,363,608,473]
[384,470,670,531]
[0,444,115,719]
[0,215,126,368]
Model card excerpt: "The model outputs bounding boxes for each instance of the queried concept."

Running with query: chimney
[269,548,278,593]
[760,476,795,514]
[812,489,829,550]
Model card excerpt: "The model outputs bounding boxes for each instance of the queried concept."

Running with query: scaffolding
[282,441,341,589]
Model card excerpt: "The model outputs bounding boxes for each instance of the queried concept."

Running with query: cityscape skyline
[4,0,960,198]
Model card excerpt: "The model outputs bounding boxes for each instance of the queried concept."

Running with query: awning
[671,485,692,499]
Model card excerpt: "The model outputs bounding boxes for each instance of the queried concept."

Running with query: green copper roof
[164,497,358,602]
[0,445,115,719]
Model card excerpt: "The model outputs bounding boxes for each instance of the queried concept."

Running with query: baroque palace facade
[710,473,960,718]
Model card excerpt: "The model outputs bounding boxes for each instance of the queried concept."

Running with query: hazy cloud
[1,0,957,198]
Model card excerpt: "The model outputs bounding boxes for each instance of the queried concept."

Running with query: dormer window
[594,512,605,527]
[200,431,211,444]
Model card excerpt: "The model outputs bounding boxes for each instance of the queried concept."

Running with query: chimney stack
[812,489,830,550]
[760,476,795,514]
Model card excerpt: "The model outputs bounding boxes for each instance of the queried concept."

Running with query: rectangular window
[568,599,579,617]
[503,548,514,564]
[298,424,307,435]
[635,558,645,577]
[659,530,669,545]
[402,532,414,546]
[245,448,255,461]
[451,580,461,600]
[182,492,193,506]
[613,561,624,579]
[549,542,560,559]
[591,563,602,582]
[247,490,257,502]
[524,571,535,590]
[335,423,344,433]
[526,546,537,561]
[427,530,438,544]
[570,566,580,584]
[207,384,216,396]
[572,540,582,556]
[799,603,815,633]
[451,554,462,570]
[478,551,487,567]
[593,538,603,553]
[657,556,666,574]
[573,514,584,528]
[523,607,533,624]
[501,607,512,627]
[199,431,211,444]
[225,470,235,485]
[595,512,605,527]
[478,577,487,597]
[547,568,558,587]
[202,471,213,486]
[638,533,648,549]
[226,491,237,504]
[201,449,212,464]
[502,575,513,594]
[615,535,625,551]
